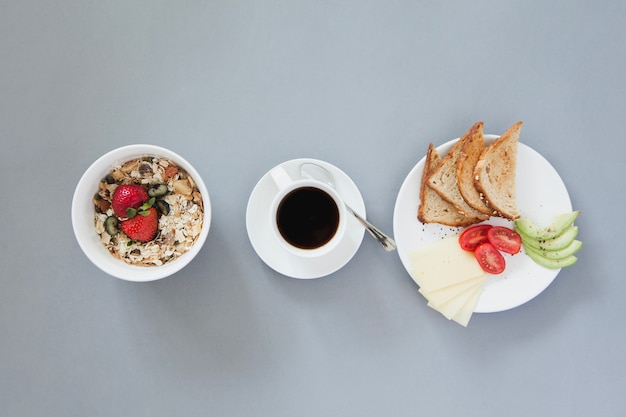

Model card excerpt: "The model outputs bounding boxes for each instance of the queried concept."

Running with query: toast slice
[473,121,522,220]
[418,143,481,227]
[427,131,490,223]
[456,122,494,216]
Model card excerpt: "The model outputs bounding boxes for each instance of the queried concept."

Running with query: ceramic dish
[393,135,572,312]
[72,144,211,282]
[246,158,365,279]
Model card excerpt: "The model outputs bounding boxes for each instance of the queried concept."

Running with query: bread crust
[418,143,481,227]
[456,122,494,216]
[473,121,522,220]
[426,130,489,223]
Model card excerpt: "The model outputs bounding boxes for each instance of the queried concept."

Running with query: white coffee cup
[269,165,347,258]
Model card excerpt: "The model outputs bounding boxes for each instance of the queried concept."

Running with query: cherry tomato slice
[458,224,493,251]
[474,242,506,274]
[487,226,522,254]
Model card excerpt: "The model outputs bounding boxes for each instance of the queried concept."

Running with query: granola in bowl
[93,156,204,267]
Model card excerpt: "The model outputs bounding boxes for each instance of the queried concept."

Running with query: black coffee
[276,187,340,249]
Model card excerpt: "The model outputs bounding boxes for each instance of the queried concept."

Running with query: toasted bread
[456,122,494,216]
[418,143,482,227]
[426,132,490,223]
[473,121,522,220]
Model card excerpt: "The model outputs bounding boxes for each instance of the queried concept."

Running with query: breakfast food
[458,225,522,274]
[411,121,523,324]
[418,143,479,227]
[426,123,490,224]
[409,235,487,326]
[120,206,159,242]
[456,122,493,216]
[408,124,580,324]
[515,211,581,269]
[418,121,521,226]
[473,121,522,220]
[93,156,204,266]
[515,211,579,241]
[111,184,149,218]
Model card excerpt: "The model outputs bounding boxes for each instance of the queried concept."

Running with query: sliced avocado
[523,243,578,269]
[519,225,579,251]
[527,239,582,260]
[514,211,580,241]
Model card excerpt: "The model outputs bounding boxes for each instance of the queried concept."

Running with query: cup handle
[269,166,294,191]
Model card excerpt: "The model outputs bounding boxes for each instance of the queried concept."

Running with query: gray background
[2,1,624,416]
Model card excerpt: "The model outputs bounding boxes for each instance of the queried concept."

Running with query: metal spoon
[300,162,397,252]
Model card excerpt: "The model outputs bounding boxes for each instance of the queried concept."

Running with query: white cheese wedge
[409,236,485,291]
[420,275,485,308]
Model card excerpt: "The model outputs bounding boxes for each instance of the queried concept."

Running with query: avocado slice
[514,211,580,240]
[519,225,579,251]
[526,239,582,260]
[523,243,578,269]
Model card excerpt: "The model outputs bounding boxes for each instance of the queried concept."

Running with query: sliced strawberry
[112,184,149,218]
[121,207,159,242]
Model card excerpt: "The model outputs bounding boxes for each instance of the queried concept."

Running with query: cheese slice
[420,275,485,308]
[409,236,488,326]
[428,285,482,320]
[451,285,484,327]
[409,236,485,292]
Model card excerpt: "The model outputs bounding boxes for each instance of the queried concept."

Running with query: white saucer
[246,158,366,279]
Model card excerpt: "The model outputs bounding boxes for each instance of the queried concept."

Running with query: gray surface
[1,1,624,416]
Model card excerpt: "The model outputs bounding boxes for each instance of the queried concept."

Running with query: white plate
[393,135,572,312]
[246,158,365,279]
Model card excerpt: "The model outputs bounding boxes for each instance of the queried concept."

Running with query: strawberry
[121,207,159,242]
[112,184,149,218]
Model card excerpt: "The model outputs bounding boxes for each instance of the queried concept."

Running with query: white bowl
[72,144,211,281]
